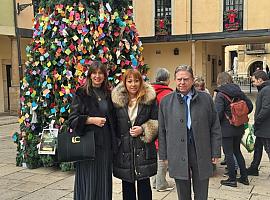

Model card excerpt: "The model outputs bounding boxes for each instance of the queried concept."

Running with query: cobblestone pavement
[0,93,269,200]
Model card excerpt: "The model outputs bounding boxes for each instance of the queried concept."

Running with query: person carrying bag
[65,61,116,200]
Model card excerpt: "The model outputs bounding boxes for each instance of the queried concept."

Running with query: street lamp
[17,3,32,15]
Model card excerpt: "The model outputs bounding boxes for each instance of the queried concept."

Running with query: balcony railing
[246,44,266,54]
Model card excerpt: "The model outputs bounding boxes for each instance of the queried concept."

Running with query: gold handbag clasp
[72,136,80,144]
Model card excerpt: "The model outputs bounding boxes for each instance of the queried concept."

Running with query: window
[155,0,172,35]
[223,0,243,31]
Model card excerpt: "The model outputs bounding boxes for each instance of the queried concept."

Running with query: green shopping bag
[241,123,255,153]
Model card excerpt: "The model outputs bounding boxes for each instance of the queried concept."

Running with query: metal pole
[13,0,23,81]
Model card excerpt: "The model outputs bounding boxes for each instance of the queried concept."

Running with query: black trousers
[261,137,270,160]
[250,137,263,169]
[222,136,247,180]
[122,178,152,200]
[175,139,209,200]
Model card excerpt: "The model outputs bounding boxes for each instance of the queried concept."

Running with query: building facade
[133,0,270,91]
[0,0,33,114]
[1,0,270,114]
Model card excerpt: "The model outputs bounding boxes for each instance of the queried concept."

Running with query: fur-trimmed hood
[112,82,156,108]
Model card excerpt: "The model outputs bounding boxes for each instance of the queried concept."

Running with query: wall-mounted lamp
[207,55,211,61]
[17,3,32,15]
[156,50,161,54]
[174,48,179,55]
[218,59,222,66]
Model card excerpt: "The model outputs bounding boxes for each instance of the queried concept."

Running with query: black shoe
[220,178,237,187]
[247,167,259,176]
[237,177,249,185]
[223,170,237,177]
[220,160,226,165]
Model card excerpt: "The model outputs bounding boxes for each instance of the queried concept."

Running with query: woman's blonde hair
[122,69,146,104]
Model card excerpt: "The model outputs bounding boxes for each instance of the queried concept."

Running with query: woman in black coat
[111,69,158,200]
[68,61,115,200]
[214,72,253,187]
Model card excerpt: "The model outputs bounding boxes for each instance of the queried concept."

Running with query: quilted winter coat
[111,82,158,183]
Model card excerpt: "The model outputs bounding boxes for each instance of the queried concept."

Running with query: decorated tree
[13,0,148,169]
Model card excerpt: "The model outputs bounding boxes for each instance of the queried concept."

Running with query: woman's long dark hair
[82,61,110,96]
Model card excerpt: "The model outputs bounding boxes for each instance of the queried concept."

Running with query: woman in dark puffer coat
[112,69,158,200]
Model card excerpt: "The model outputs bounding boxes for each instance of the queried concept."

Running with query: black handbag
[57,130,95,162]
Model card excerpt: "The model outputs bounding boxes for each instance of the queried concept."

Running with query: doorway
[6,65,12,111]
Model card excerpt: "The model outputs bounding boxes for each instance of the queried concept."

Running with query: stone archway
[248,61,263,76]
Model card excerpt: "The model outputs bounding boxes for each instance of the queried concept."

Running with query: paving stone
[23,174,65,184]
[3,172,35,180]
[18,188,70,200]
[161,190,178,200]
[112,177,122,194]
[209,187,251,199]
[0,178,26,190]
[45,176,74,191]
[153,189,173,200]
[64,192,73,198]
[49,170,74,178]
[12,181,47,192]
[250,193,270,200]
[0,165,24,177]
[250,178,270,196]
[113,193,122,200]
[0,188,26,200]
[22,167,57,175]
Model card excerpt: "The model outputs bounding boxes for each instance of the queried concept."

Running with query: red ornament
[159,19,165,29]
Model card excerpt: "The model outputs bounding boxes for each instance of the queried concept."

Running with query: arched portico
[247,59,264,76]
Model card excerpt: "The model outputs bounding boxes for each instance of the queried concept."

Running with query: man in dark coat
[246,70,270,176]
[158,65,222,200]
[251,70,270,162]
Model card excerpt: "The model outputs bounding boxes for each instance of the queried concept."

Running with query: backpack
[220,92,249,126]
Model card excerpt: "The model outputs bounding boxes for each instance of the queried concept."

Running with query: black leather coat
[68,87,117,157]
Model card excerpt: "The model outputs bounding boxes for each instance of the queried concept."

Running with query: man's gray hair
[174,64,194,79]
[155,68,170,82]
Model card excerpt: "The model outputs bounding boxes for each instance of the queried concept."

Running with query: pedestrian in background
[69,61,115,200]
[159,65,221,200]
[251,70,270,163]
[214,72,253,187]
[112,69,158,200]
[194,76,210,94]
[151,68,174,192]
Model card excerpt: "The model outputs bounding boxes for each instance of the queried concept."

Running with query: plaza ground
[0,93,269,199]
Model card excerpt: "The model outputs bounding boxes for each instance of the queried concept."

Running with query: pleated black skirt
[74,146,112,200]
